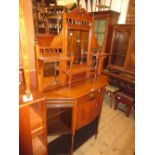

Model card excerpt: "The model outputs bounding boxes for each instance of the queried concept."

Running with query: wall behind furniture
[19,0,36,88]
[67,0,130,23]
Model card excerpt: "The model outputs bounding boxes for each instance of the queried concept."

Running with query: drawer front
[77,90,98,129]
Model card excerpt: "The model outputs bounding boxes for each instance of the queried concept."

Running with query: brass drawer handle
[88,93,95,101]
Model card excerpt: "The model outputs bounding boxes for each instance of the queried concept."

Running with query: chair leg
[110,93,113,108]
[126,103,132,117]
[114,99,119,110]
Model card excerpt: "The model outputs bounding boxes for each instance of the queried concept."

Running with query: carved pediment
[66,7,92,22]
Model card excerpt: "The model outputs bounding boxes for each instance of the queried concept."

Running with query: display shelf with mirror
[67,30,89,65]
[35,7,102,91]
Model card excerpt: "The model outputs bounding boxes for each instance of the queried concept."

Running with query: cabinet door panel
[110,28,133,68]
[125,37,135,71]
[98,20,106,33]
[94,19,107,47]
[77,91,98,129]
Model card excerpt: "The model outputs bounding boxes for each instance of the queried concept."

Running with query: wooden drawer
[77,90,99,129]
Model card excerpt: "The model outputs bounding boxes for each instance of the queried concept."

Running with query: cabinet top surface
[44,75,108,100]
[19,84,45,107]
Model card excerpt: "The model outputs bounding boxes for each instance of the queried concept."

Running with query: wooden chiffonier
[19,86,48,155]
[103,24,135,97]
[45,75,108,155]
[33,7,108,155]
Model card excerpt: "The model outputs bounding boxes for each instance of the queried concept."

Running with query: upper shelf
[38,56,70,63]
[64,64,92,75]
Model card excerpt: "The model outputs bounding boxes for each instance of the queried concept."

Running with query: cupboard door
[77,91,98,129]
[125,36,135,72]
[110,29,131,67]
[94,19,107,48]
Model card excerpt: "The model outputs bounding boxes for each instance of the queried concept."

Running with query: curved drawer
[76,90,100,129]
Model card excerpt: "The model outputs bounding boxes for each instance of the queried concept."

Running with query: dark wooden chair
[114,91,134,117]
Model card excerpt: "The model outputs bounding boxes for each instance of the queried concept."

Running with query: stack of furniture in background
[32,0,77,36]
[103,24,135,117]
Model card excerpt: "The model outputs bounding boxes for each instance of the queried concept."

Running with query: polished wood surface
[45,75,108,155]
[45,75,108,99]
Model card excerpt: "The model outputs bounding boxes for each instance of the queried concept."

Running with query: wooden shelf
[47,15,62,19]
[38,56,70,63]
[38,20,46,24]
[65,64,91,75]
[111,53,126,57]
[38,27,45,29]
[47,108,68,120]
[48,135,60,144]
[48,118,71,135]
[31,126,44,138]
[29,106,43,131]
[32,136,46,155]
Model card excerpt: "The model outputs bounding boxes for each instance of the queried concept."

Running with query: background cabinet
[32,0,47,34]
[90,11,120,72]
[108,24,135,72]
[32,0,76,36]
[90,11,120,52]
[103,24,135,97]
[126,0,135,24]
